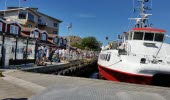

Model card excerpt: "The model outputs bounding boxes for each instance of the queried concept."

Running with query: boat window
[129,32,132,40]
[125,34,128,40]
[154,34,164,42]
[133,32,144,40]
[144,32,154,41]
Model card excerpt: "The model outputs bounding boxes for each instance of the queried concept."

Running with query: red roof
[132,28,166,33]
[22,27,35,32]
[20,32,30,38]
[48,34,59,38]
[47,39,55,44]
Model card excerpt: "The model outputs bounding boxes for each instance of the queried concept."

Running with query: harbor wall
[22,59,98,76]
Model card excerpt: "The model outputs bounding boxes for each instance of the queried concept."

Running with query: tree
[81,36,101,51]
[72,42,84,49]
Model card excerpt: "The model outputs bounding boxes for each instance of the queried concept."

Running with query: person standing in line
[43,46,47,62]
[65,48,69,61]
[36,47,42,65]
[46,46,50,61]
[59,48,62,61]
[70,50,73,59]
[48,48,53,64]
[62,49,66,62]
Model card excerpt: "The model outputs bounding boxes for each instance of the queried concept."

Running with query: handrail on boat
[126,41,131,55]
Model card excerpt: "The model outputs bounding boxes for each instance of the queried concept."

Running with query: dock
[0,70,170,100]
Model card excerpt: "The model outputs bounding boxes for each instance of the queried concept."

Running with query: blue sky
[0,0,170,45]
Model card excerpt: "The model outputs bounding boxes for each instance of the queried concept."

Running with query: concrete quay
[22,59,97,76]
[0,70,170,100]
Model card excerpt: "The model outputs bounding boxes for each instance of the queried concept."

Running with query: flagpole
[19,0,21,8]
[4,0,7,17]
[67,25,70,51]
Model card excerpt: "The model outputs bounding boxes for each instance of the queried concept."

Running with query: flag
[67,23,72,29]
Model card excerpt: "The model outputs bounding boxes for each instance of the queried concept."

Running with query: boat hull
[98,64,152,85]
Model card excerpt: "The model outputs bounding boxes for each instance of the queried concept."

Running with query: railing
[126,41,131,55]
[38,22,47,26]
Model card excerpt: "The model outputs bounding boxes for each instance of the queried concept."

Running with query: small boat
[98,0,170,85]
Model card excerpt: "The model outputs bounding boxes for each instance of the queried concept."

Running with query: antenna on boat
[130,0,152,28]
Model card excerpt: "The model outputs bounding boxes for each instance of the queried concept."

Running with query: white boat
[98,0,170,85]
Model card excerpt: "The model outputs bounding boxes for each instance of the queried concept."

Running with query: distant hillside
[64,36,82,46]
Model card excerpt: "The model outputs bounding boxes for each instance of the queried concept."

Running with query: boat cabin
[124,28,166,42]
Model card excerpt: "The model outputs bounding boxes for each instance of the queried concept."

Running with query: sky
[0,0,170,45]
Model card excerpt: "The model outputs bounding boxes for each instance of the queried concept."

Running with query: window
[38,19,41,23]
[124,34,129,40]
[59,38,63,44]
[18,11,27,19]
[41,34,46,41]
[15,26,18,34]
[10,25,19,34]
[54,23,58,27]
[30,31,39,38]
[27,24,32,28]
[129,32,132,40]
[30,32,34,38]
[155,34,164,42]
[28,13,34,22]
[34,32,39,38]
[53,37,59,44]
[133,32,144,40]
[53,31,58,34]
[63,39,67,45]
[144,32,154,41]
[0,22,2,31]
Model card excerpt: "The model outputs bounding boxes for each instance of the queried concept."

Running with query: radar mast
[130,0,152,28]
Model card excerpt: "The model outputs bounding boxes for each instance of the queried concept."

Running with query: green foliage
[69,36,101,51]
[81,36,101,51]
[71,42,84,49]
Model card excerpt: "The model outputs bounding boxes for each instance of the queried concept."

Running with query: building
[0,7,69,68]
[0,7,62,35]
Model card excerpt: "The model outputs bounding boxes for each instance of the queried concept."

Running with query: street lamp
[67,23,72,51]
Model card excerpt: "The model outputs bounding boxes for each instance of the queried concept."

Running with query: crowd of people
[36,45,98,65]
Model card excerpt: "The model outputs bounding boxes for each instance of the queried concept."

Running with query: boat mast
[141,0,145,27]
[130,0,152,28]
[141,0,151,27]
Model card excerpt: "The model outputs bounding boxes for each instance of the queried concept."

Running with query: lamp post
[67,23,72,51]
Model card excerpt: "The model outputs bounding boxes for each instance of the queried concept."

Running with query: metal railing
[126,41,131,55]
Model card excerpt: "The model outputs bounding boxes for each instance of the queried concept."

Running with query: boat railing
[126,42,131,55]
